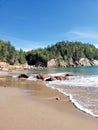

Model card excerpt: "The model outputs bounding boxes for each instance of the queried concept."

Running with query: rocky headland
[0,57,98,72]
[47,58,98,68]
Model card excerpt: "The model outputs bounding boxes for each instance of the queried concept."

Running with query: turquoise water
[32,66,98,76]
[64,66,98,76]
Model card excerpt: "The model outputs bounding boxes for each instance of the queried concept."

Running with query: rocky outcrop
[47,58,93,68]
[47,59,68,68]
[59,60,68,67]
[92,60,98,66]
[47,59,59,68]
[68,58,75,67]
[79,58,91,66]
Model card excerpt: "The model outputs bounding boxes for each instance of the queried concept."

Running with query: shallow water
[44,66,98,117]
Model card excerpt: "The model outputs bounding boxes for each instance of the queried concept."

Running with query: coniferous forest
[0,39,98,66]
[0,40,26,65]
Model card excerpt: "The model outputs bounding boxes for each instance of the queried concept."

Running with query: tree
[18,49,26,64]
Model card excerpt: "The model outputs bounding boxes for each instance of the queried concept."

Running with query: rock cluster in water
[18,73,70,81]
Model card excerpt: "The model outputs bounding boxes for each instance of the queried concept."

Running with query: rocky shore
[47,58,98,67]
[0,58,98,73]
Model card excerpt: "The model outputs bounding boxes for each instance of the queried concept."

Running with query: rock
[45,76,56,81]
[79,58,91,66]
[47,59,58,68]
[50,76,57,81]
[68,58,75,67]
[36,73,69,81]
[45,78,52,81]
[92,60,98,66]
[55,76,68,80]
[18,74,29,78]
[36,73,49,80]
[59,60,68,67]
[65,73,74,76]
[75,61,80,66]
[55,97,60,100]
[47,59,68,68]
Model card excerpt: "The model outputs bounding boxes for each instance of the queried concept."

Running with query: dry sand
[0,75,98,130]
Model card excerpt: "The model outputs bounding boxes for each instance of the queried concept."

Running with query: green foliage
[0,39,98,66]
[26,48,47,66]
[18,49,26,64]
[0,40,26,65]
[26,41,98,65]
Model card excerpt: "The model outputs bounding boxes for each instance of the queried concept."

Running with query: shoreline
[0,71,98,129]
[51,87,98,118]
[0,70,98,117]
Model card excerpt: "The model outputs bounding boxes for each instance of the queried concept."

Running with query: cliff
[47,58,98,68]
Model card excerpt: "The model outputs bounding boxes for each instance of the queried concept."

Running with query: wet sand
[0,74,98,130]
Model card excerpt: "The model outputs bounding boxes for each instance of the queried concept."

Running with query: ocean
[28,66,98,118]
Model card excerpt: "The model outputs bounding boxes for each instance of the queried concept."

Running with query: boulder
[36,73,49,80]
[18,74,29,78]
[50,76,57,81]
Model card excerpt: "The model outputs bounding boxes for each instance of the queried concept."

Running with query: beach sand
[0,75,98,130]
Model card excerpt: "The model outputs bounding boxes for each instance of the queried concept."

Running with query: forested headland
[0,39,98,67]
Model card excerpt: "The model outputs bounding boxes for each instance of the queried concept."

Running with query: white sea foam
[11,66,98,118]
[28,75,37,81]
[17,70,98,118]
[14,72,98,88]
[46,83,98,118]
[45,73,98,118]
[49,72,66,76]
[47,75,98,88]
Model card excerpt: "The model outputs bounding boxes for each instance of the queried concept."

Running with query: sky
[0,0,98,50]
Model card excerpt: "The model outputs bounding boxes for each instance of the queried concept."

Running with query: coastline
[0,71,98,130]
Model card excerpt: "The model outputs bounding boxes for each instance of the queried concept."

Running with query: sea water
[28,66,98,117]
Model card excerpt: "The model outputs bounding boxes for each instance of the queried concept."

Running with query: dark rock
[18,74,29,78]
[45,76,56,81]
[65,74,74,76]
[55,97,60,100]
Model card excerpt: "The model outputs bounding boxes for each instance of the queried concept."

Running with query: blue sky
[0,0,98,50]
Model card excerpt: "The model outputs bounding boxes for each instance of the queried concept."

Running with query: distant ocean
[28,66,98,117]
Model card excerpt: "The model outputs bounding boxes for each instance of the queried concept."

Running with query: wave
[46,83,98,118]
[47,75,98,88]
[13,71,98,118]
[26,72,98,88]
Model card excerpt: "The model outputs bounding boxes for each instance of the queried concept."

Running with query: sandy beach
[0,74,98,130]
